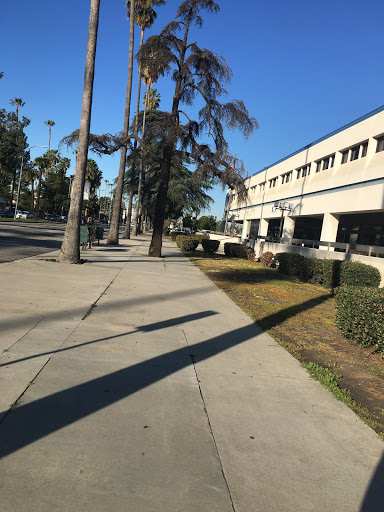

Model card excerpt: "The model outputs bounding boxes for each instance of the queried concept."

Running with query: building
[224,105,384,277]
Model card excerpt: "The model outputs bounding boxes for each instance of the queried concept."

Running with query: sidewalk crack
[182,328,236,512]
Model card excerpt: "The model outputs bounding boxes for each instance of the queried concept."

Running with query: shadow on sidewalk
[0,293,332,459]
[360,453,384,511]
[0,311,219,369]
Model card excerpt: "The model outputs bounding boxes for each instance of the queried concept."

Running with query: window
[341,150,349,164]
[361,142,368,157]
[376,135,384,153]
[316,161,322,172]
[281,171,292,184]
[259,181,266,191]
[329,154,335,167]
[323,157,330,170]
[297,164,310,178]
[269,178,277,188]
[350,145,360,161]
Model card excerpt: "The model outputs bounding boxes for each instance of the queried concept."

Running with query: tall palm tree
[122,0,166,239]
[9,98,25,123]
[44,120,55,150]
[58,0,100,263]
[24,166,38,213]
[106,0,135,245]
[33,150,61,217]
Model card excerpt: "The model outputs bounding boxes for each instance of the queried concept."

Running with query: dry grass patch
[189,253,384,437]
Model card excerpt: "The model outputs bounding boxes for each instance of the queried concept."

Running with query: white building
[224,105,384,276]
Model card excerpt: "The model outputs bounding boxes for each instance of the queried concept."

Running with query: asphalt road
[0,221,66,263]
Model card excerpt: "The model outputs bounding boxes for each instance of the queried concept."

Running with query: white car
[15,211,32,219]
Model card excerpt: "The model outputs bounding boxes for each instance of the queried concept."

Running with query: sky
[1,0,384,219]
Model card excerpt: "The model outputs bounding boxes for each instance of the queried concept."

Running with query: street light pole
[14,145,47,219]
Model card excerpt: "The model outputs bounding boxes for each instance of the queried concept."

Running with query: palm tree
[9,98,25,123]
[58,0,100,263]
[0,72,4,79]
[106,0,135,245]
[24,166,38,213]
[44,120,55,150]
[33,150,61,217]
[122,1,165,239]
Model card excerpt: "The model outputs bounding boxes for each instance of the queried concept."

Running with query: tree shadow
[0,311,219,369]
[360,453,384,511]
[0,294,331,459]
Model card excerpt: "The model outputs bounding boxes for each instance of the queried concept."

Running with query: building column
[282,216,295,239]
[320,213,339,250]
[242,219,251,240]
[259,217,269,237]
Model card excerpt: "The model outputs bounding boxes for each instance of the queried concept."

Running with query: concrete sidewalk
[0,234,383,511]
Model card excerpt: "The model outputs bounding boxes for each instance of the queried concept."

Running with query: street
[0,221,66,263]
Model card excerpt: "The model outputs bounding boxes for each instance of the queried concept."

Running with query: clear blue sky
[1,0,383,219]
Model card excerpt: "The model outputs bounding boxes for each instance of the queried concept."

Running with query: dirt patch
[189,254,384,435]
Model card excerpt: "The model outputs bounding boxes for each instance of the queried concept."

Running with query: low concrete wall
[250,240,384,284]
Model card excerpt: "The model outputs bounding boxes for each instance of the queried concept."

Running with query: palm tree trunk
[107,0,135,245]
[48,127,51,151]
[122,26,145,240]
[57,0,100,263]
[132,82,150,236]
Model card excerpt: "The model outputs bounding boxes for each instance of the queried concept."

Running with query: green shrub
[259,251,274,267]
[307,258,341,289]
[339,261,381,288]
[202,239,220,254]
[276,252,381,289]
[224,243,255,260]
[276,252,309,281]
[335,286,384,351]
[163,226,170,236]
[170,231,187,241]
[179,238,199,252]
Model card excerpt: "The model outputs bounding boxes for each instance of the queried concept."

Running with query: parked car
[0,208,14,218]
[15,211,33,219]
[45,214,56,222]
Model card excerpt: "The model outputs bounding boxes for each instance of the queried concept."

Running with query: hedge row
[175,234,219,253]
[276,252,381,288]
[224,243,255,261]
[335,286,384,351]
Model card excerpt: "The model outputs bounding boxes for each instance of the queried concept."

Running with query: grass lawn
[188,252,384,439]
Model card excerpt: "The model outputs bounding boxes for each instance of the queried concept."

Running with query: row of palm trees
[58,0,258,263]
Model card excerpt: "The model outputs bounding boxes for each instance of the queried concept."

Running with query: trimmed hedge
[224,243,255,261]
[335,286,384,351]
[170,231,188,241]
[178,238,199,252]
[202,239,220,254]
[339,261,381,288]
[276,252,381,289]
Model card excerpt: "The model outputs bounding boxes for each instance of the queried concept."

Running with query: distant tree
[198,215,216,231]
[0,72,4,79]
[215,220,222,232]
[44,120,55,150]
[58,0,100,264]
[0,108,30,204]
[9,98,25,123]
[138,0,258,256]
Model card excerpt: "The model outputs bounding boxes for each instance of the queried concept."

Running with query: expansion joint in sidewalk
[182,329,236,512]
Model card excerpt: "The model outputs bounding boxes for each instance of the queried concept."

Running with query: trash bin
[95,226,104,244]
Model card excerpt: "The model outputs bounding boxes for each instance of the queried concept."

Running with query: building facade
[224,106,384,253]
